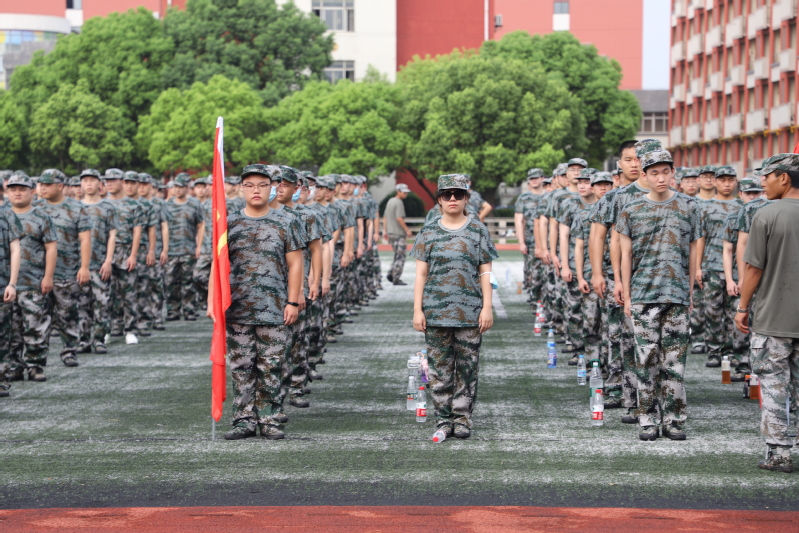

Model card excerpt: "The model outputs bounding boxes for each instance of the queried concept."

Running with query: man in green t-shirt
[384,184,412,286]
[736,153,799,473]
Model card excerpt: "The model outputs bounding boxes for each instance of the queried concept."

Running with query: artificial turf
[0,251,797,510]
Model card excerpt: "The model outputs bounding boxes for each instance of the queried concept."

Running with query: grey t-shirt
[743,198,799,338]
[384,196,406,237]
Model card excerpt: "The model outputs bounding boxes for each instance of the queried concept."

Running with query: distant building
[668,0,798,175]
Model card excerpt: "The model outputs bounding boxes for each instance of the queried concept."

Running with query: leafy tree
[0,91,26,169]
[162,0,334,105]
[136,75,267,175]
[378,191,426,218]
[481,31,641,165]
[397,51,583,194]
[29,81,133,174]
[252,78,411,177]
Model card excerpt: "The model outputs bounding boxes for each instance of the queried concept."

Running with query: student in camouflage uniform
[618,150,702,441]
[465,176,493,222]
[411,174,498,440]
[695,166,744,368]
[124,171,158,337]
[678,167,700,197]
[514,168,546,304]
[6,174,57,382]
[193,177,213,311]
[384,184,412,285]
[106,169,143,343]
[140,174,169,330]
[0,195,22,396]
[165,173,204,321]
[691,165,718,355]
[213,164,304,441]
[35,169,93,367]
[735,153,799,473]
[78,169,118,354]
[224,175,245,214]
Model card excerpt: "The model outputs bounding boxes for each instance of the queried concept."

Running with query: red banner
[210,117,230,422]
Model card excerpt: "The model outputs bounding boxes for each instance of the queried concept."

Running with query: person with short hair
[384,184,412,286]
[735,153,799,473]
[514,168,546,304]
[0,188,22,396]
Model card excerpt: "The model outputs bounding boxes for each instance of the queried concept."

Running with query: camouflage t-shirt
[277,204,323,280]
[81,199,119,270]
[225,209,303,326]
[721,210,740,246]
[514,192,532,214]
[587,189,619,275]
[226,197,245,215]
[607,181,651,226]
[518,193,545,247]
[166,197,204,257]
[616,192,702,305]
[0,205,23,287]
[737,196,773,233]
[306,203,334,244]
[468,190,485,215]
[201,198,213,255]
[700,198,744,272]
[137,198,156,251]
[536,191,553,219]
[572,207,594,278]
[425,205,442,224]
[108,197,143,246]
[149,197,169,254]
[559,199,594,272]
[34,198,94,280]
[410,218,499,327]
[14,207,58,291]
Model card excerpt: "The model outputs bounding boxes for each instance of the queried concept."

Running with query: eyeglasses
[440,190,467,201]
[242,182,271,190]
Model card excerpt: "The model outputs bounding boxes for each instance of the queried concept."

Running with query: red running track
[1,506,797,532]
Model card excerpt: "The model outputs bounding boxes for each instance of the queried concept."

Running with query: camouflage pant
[166,255,197,319]
[194,253,212,310]
[49,280,81,357]
[425,326,482,430]
[725,293,750,363]
[702,271,733,360]
[111,244,139,334]
[524,248,544,302]
[12,290,52,369]
[542,266,565,335]
[146,262,166,327]
[227,322,290,430]
[631,303,689,427]
[371,241,381,287]
[605,279,637,405]
[388,234,406,283]
[281,305,310,400]
[0,302,12,381]
[563,279,584,351]
[78,271,112,347]
[751,334,799,447]
[306,296,326,367]
[690,278,706,347]
[581,290,602,363]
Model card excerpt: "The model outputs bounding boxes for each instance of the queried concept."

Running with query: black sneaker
[27,367,46,382]
[166,315,181,322]
[691,344,707,354]
[638,425,659,441]
[662,423,686,441]
[224,424,256,440]
[109,330,124,337]
[273,413,289,424]
[393,280,408,286]
[308,370,323,382]
[453,424,471,439]
[184,315,197,322]
[730,372,748,382]
[290,396,310,408]
[621,408,638,424]
[705,355,721,368]
[76,344,92,354]
[386,273,393,283]
[62,354,79,367]
[138,329,152,337]
[604,397,623,409]
[301,387,312,395]
[152,323,166,331]
[567,355,579,366]
[0,383,9,398]
[8,368,25,382]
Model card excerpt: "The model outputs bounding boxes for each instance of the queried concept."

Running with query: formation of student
[514,139,799,473]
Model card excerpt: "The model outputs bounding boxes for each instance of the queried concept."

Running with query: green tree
[29,81,133,174]
[162,0,334,105]
[481,31,641,165]
[0,91,26,169]
[252,78,411,177]
[397,51,583,194]
[136,75,267,174]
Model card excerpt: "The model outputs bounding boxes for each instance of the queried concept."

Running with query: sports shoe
[27,367,46,382]
[730,372,748,382]
[759,447,793,473]
[705,355,721,368]
[621,408,638,424]
[109,330,124,337]
[453,424,471,439]
[325,334,338,343]
[259,424,285,440]
[62,354,79,367]
[104,334,111,344]
[152,323,166,331]
[9,368,25,382]
[125,333,139,345]
[166,315,180,322]
[604,397,623,409]
[301,387,312,395]
[224,423,256,440]
[0,383,10,398]
[94,342,108,355]
[567,355,579,366]
[273,413,289,424]
[289,396,310,408]
[730,357,740,367]
[138,329,152,337]
[393,280,408,286]
[308,369,323,381]
[662,422,686,441]
[386,273,393,283]
[76,344,92,354]
[691,344,707,354]
[555,336,567,345]
[184,315,197,322]
[638,425,659,441]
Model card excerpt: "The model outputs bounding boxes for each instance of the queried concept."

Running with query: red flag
[793,139,799,153]
[210,116,230,422]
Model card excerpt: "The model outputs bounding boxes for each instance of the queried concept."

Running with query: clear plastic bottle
[534,317,542,337]
[577,355,587,385]
[432,429,447,443]
[589,361,603,392]
[591,388,605,426]
[721,355,731,384]
[406,376,417,410]
[415,386,427,422]
[547,329,557,368]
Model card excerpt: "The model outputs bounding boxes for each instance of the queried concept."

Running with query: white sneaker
[125,332,139,345]
[104,334,110,344]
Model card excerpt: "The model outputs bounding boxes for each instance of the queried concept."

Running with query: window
[639,112,668,134]
[313,0,354,32]
[67,0,82,9]
[324,60,355,83]
[554,1,569,14]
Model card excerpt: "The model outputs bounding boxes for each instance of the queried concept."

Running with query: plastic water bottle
[547,329,557,368]
[721,355,731,384]
[589,361,603,392]
[415,386,427,422]
[406,376,417,410]
[432,428,447,443]
[534,316,542,337]
[420,350,429,383]
[591,388,605,426]
[577,355,587,385]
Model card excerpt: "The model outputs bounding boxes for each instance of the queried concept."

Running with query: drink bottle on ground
[406,376,417,410]
[721,356,731,384]
[591,388,605,426]
[547,329,557,368]
[577,355,587,385]
[416,386,427,423]
[432,429,447,443]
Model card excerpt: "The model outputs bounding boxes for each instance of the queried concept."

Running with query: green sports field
[1,252,797,510]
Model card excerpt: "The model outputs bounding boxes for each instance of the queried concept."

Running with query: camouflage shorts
[750,334,799,447]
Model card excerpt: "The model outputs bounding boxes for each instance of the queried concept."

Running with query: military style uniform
[194,180,213,310]
[165,174,204,320]
[0,204,23,389]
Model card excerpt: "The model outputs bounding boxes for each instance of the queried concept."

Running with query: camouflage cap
[105,168,123,180]
[527,168,544,180]
[673,168,684,183]
[577,167,598,180]
[356,175,368,185]
[123,171,139,182]
[38,169,67,184]
[640,150,674,171]
[194,177,208,186]
[224,175,241,185]
[241,164,280,181]
[301,170,315,181]
[542,176,553,184]
[714,165,736,178]
[279,165,300,184]
[329,174,341,184]
[79,169,101,180]
[612,167,623,176]
[342,174,358,184]
[6,173,34,188]
[69,176,81,187]
[681,167,700,178]
[0,170,11,181]
[755,153,799,175]
[699,165,718,175]
[554,163,568,176]
[567,158,588,168]
[591,171,614,185]
[314,175,330,189]
[634,139,663,160]
[12,169,29,178]
[173,173,191,187]
[739,177,764,192]
[138,172,153,184]
[437,174,469,191]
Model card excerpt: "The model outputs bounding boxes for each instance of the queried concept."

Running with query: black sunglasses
[440,190,466,201]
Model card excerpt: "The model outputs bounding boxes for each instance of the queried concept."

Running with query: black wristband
[287,302,299,307]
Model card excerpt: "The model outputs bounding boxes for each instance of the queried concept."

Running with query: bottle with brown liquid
[721,356,731,384]
[749,374,761,402]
